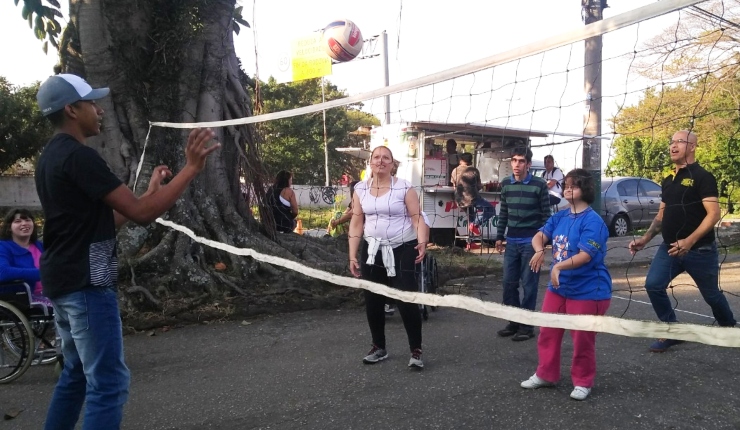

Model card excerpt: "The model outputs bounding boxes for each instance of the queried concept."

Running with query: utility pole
[380,31,391,125]
[582,0,605,211]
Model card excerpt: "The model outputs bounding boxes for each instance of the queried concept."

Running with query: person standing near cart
[494,147,551,341]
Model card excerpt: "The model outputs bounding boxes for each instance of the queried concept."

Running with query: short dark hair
[273,170,292,189]
[446,139,457,148]
[544,154,555,162]
[1,208,38,242]
[564,168,595,204]
[511,147,533,163]
[459,153,473,165]
[46,108,66,128]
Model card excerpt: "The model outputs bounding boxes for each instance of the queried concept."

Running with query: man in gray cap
[35,74,220,429]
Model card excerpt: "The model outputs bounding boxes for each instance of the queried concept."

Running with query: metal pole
[583,0,603,212]
[381,31,391,125]
[322,77,329,187]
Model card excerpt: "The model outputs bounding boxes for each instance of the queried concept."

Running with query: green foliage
[257,77,379,185]
[609,76,740,204]
[232,5,250,35]
[0,78,53,172]
[13,0,64,53]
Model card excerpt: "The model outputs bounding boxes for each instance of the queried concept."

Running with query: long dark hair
[1,208,38,243]
[273,170,292,190]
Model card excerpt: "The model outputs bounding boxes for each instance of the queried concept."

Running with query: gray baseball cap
[37,74,110,116]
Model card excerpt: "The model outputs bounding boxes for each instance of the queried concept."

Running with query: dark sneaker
[512,330,535,341]
[649,338,685,353]
[408,348,424,369]
[363,345,388,364]
[497,324,519,337]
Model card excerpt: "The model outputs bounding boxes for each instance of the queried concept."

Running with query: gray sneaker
[408,348,424,369]
[363,345,388,364]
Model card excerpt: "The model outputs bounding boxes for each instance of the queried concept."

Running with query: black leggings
[361,240,422,351]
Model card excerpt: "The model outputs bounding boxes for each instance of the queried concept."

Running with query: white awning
[335,147,371,160]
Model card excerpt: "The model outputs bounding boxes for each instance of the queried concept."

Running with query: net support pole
[583,0,604,212]
[322,77,329,187]
[380,31,391,125]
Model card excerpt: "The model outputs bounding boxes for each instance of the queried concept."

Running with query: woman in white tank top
[348,146,429,369]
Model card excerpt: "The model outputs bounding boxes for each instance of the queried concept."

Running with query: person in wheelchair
[0,208,52,308]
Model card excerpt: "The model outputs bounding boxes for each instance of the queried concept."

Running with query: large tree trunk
[61,0,351,326]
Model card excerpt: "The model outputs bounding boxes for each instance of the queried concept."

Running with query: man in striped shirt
[494,147,551,341]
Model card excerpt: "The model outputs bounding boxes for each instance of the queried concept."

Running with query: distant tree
[0,78,53,172]
[258,77,378,185]
[609,0,740,211]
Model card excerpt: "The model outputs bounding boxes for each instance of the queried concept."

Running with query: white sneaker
[520,374,554,389]
[408,349,424,369]
[570,386,591,400]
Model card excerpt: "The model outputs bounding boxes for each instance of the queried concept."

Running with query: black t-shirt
[35,133,123,299]
[660,163,717,248]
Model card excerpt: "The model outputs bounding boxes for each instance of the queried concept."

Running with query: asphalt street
[2,232,740,430]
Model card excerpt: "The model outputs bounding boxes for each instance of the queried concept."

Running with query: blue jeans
[45,287,130,430]
[468,196,495,227]
[502,240,541,330]
[645,242,736,327]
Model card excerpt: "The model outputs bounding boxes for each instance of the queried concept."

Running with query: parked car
[601,176,662,237]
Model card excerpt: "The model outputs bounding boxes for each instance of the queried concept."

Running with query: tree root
[125,285,161,307]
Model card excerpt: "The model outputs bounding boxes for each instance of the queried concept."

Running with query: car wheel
[611,214,630,237]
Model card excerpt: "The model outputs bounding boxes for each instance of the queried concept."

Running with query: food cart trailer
[337,121,549,245]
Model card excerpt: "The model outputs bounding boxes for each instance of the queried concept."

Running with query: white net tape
[156,217,740,347]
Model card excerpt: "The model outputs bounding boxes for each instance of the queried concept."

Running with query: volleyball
[322,20,364,62]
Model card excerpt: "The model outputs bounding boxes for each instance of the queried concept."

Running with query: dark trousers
[361,240,422,351]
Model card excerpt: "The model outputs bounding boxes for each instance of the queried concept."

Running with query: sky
[0,0,684,170]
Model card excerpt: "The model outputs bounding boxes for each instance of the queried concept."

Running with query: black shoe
[497,325,519,337]
[512,330,535,341]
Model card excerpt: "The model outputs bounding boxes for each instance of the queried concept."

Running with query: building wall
[292,185,351,209]
[0,177,352,212]
[0,176,41,210]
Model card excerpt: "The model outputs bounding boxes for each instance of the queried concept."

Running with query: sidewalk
[464,221,740,271]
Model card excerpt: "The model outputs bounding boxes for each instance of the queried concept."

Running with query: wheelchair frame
[0,282,59,383]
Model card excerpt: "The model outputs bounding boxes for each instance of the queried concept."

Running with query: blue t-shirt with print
[540,207,612,301]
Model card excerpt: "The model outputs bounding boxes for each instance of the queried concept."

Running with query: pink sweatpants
[535,290,611,388]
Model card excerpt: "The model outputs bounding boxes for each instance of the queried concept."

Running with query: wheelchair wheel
[0,300,34,384]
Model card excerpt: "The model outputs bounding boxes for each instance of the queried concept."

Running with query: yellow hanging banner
[291,33,332,82]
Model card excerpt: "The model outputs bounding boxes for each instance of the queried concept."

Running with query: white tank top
[355,177,414,240]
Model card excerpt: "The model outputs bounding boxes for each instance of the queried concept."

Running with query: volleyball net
[142,0,740,347]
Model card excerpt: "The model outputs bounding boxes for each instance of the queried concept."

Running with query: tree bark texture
[61,0,352,325]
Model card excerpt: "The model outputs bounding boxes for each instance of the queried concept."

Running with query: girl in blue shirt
[520,169,612,401]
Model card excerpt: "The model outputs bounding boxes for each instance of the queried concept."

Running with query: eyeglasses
[670,139,694,145]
